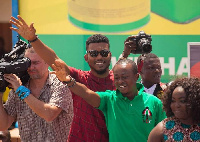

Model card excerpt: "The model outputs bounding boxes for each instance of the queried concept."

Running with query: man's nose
[174,102,181,108]
[96,53,103,59]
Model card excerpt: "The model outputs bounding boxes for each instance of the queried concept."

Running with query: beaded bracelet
[63,75,73,84]
[15,86,31,100]
[28,35,38,43]
[67,79,76,88]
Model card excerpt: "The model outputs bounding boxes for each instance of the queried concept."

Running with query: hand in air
[10,15,37,41]
[123,35,137,58]
[51,59,70,82]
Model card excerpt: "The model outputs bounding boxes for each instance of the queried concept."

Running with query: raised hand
[51,59,70,82]
[10,15,37,41]
[122,35,137,58]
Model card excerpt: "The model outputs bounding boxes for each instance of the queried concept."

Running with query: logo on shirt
[142,107,152,123]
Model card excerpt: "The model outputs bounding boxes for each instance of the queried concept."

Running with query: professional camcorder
[130,31,152,54]
[0,38,31,92]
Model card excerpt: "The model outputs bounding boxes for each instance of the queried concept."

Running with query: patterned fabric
[154,82,166,99]
[4,73,74,142]
[142,82,166,100]
[68,67,115,142]
[163,117,200,142]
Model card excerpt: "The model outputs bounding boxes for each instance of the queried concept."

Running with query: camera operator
[0,47,73,142]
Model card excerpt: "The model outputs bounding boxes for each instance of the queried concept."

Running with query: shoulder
[48,74,69,90]
[142,92,161,102]
[148,121,164,142]
[97,90,115,97]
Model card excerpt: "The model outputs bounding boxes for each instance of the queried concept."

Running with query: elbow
[44,111,59,122]
[44,115,57,122]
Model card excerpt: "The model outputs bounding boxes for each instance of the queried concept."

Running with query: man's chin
[95,69,107,75]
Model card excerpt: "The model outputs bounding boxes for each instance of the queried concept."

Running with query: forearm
[31,39,70,74]
[68,81,100,108]
[0,95,14,130]
[30,39,57,66]
[24,94,62,122]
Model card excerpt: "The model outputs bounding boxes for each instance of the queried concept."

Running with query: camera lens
[143,44,152,53]
[139,38,152,53]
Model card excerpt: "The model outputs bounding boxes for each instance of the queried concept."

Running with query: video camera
[130,31,152,54]
[0,38,31,92]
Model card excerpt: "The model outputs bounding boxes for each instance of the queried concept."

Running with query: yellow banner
[19,0,200,34]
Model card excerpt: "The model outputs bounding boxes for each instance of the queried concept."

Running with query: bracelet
[15,86,31,100]
[67,78,76,88]
[63,75,73,84]
[28,35,38,43]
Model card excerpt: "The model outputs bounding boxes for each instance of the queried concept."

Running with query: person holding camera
[0,47,73,142]
[120,35,166,99]
[137,53,166,99]
[51,58,166,142]
[10,15,115,142]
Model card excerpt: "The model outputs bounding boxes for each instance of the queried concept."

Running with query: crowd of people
[0,15,199,142]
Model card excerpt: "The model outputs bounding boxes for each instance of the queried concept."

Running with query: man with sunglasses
[10,15,115,142]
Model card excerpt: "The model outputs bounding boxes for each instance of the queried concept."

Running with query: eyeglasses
[87,50,110,57]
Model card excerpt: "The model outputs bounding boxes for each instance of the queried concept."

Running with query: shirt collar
[116,83,144,100]
[144,84,157,94]
[89,70,113,83]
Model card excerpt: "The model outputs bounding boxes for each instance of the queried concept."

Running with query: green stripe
[68,14,150,32]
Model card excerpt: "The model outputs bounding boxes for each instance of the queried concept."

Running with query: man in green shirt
[53,58,166,142]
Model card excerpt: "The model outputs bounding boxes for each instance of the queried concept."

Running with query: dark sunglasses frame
[87,50,110,57]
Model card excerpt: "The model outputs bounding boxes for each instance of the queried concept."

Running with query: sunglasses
[87,50,110,57]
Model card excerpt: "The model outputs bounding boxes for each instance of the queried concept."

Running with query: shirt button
[130,104,132,106]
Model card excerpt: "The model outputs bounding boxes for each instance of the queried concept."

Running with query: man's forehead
[88,43,109,49]
[113,63,131,72]
[144,58,160,64]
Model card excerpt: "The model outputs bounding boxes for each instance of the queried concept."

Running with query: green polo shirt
[97,83,166,142]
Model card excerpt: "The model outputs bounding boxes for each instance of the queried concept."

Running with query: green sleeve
[96,90,113,113]
[155,100,167,125]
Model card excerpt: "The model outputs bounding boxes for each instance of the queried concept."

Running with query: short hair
[137,53,159,65]
[113,58,138,74]
[25,46,36,54]
[162,77,200,123]
[137,53,159,73]
[86,34,110,50]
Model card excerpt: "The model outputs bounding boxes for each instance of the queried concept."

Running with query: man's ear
[84,54,88,62]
